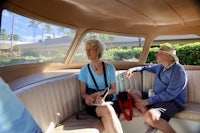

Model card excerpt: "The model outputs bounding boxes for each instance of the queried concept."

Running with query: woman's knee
[96,105,114,117]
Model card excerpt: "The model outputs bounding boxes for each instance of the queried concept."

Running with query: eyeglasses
[85,48,97,51]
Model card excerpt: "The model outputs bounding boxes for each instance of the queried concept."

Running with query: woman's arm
[80,81,105,105]
[109,82,116,95]
[80,81,95,105]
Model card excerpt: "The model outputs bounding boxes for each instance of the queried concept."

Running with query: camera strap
[87,61,108,91]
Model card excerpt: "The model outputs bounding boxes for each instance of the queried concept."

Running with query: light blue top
[78,63,117,100]
[134,62,187,107]
[0,77,42,133]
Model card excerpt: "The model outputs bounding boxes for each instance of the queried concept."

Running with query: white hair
[85,39,104,59]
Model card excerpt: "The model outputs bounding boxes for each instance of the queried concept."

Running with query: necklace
[94,65,100,71]
[93,63,101,71]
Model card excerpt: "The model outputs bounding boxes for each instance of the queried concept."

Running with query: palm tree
[8,34,20,41]
[44,24,53,39]
[28,20,40,43]
[6,11,16,51]
[57,27,68,37]
[67,29,76,37]
[10,13,15,51]
[0,28,8,40]
[38,22,45,42]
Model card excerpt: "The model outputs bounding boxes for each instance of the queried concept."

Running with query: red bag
[117,91,133,121]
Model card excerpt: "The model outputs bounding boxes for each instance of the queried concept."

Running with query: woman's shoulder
[103,62,113,66]
[104,62,116,70]
[106,63,113,66]
[80,65,89,72]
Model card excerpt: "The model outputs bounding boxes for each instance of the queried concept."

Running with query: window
[147,35,200,65]
[73,32,145,62]
[0,9,76,67]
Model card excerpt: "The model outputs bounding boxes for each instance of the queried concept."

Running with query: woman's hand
[85,95,95,105]
[92,90,103,97]
[94,95,105,104]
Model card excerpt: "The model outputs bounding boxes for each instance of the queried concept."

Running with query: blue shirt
[138,62,187,107]
[78,63,117,100]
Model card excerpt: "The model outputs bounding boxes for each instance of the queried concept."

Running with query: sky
[1,9,71,43]
[2,9,199,43]
[1,10,34,42]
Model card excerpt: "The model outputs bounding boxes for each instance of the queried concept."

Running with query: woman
[78,39,123,133]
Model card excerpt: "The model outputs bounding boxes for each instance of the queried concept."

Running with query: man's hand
[135,99,148,113]
[126,68,135,79]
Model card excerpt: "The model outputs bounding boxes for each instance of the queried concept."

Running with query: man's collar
[163,61,176,72]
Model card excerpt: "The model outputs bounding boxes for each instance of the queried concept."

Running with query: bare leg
[127,89,147,113]
[96,104,123,133]
[126,88,142,100]
[144,111,176,133]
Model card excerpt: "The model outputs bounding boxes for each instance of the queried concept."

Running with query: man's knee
[144,110,160,127]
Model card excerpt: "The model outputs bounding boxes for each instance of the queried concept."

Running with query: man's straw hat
[158,45,179,61]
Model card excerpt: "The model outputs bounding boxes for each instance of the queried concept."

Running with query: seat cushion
[52,111,104,133]
[0,78,42,133]
[174,103,200,121]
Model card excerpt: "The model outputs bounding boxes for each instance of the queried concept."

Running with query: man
[126,45,187,133]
